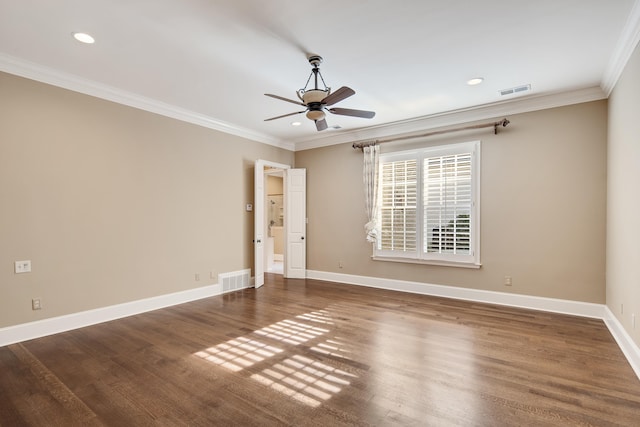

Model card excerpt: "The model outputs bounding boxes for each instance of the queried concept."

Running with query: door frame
[254,159,291,288]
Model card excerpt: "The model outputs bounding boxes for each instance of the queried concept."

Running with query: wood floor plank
[1,274,640,426]
[0,344,102,427]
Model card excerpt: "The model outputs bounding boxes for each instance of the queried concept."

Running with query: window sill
[371,256,481,269]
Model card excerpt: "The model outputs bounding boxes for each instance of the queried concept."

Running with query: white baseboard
[306,270,640,381]
[603,306,640,379]
[0,283,222,347]
[306,270,605,318]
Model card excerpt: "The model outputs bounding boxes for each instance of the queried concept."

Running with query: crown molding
[0,50,612,154]
[0,53,295,151]
[292,86,607,151]
[601,0,640,95]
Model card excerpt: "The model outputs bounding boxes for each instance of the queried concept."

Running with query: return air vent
[499,84,531,97]
[219,269,251,293]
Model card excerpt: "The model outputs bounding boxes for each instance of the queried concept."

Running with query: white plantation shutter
[378,158,418,254]
[424,153,472,255]
[375,141,479,266]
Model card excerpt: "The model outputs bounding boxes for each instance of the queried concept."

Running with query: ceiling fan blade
[322,86,355,106]
[315,119,328,131]
[264,111,306,121]
[328,107,376,119]
[265,93,305,106]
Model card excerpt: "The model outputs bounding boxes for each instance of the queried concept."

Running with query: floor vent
[219,269,251,293]
[499,84,531,96]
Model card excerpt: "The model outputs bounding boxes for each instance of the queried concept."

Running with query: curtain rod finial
[494,118,510,134]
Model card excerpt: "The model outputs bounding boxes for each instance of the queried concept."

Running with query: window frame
[373,140,481,268]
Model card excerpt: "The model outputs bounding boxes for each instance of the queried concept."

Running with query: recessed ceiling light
[72,32,95,44]
[290,121,302,127]
[467,77,484,86]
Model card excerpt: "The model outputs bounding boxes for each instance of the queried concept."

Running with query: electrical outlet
[338,261,343,269]
[195,273,200,281]
[621,304,624,315]
[210,271,216,279]
[32,298,41,310]
[504,276,512,286]
[633,314,636,329]
[15,260,32,274]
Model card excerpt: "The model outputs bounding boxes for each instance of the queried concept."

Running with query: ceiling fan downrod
[298,54,329,97]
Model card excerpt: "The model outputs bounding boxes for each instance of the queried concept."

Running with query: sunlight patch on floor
[296,310,334,325]
[251,354,356,408]
[254,318,329,345]
[310,337,353,359]
[194,308,358,407]
[194,336,283,372]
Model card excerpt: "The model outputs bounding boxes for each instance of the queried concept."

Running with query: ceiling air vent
[499,84,531,97]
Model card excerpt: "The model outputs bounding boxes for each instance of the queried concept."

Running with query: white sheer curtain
[363,144,380,243]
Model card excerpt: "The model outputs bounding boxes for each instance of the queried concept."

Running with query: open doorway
[265,169,284,274]
[254,159,306,288]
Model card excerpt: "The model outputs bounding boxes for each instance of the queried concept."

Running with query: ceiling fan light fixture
[302,89,329,104]
[306,110,325,121]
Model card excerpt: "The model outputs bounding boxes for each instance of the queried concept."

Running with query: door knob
[301,236,304,240]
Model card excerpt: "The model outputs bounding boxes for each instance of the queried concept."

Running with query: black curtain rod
[352,118,510,149]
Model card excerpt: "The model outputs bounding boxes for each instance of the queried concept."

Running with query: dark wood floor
[1,274,639,426]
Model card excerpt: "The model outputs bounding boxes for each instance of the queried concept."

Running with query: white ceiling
[1,0,639,150]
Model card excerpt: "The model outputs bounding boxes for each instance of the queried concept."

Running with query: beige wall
[0,67,614,331]
[608,42,640,347]
[266,175,283,195]
[0,72,293,328]
[296,101,608,303]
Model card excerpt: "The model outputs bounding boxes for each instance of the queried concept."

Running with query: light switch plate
[15,260,32,274]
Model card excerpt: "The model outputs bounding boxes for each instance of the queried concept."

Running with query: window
[374,141,480,267]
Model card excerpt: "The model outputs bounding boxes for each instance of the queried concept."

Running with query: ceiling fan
[264,55,375,131]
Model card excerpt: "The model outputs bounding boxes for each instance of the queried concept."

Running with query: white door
[284,168,306,279]
[254,160,291,288]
